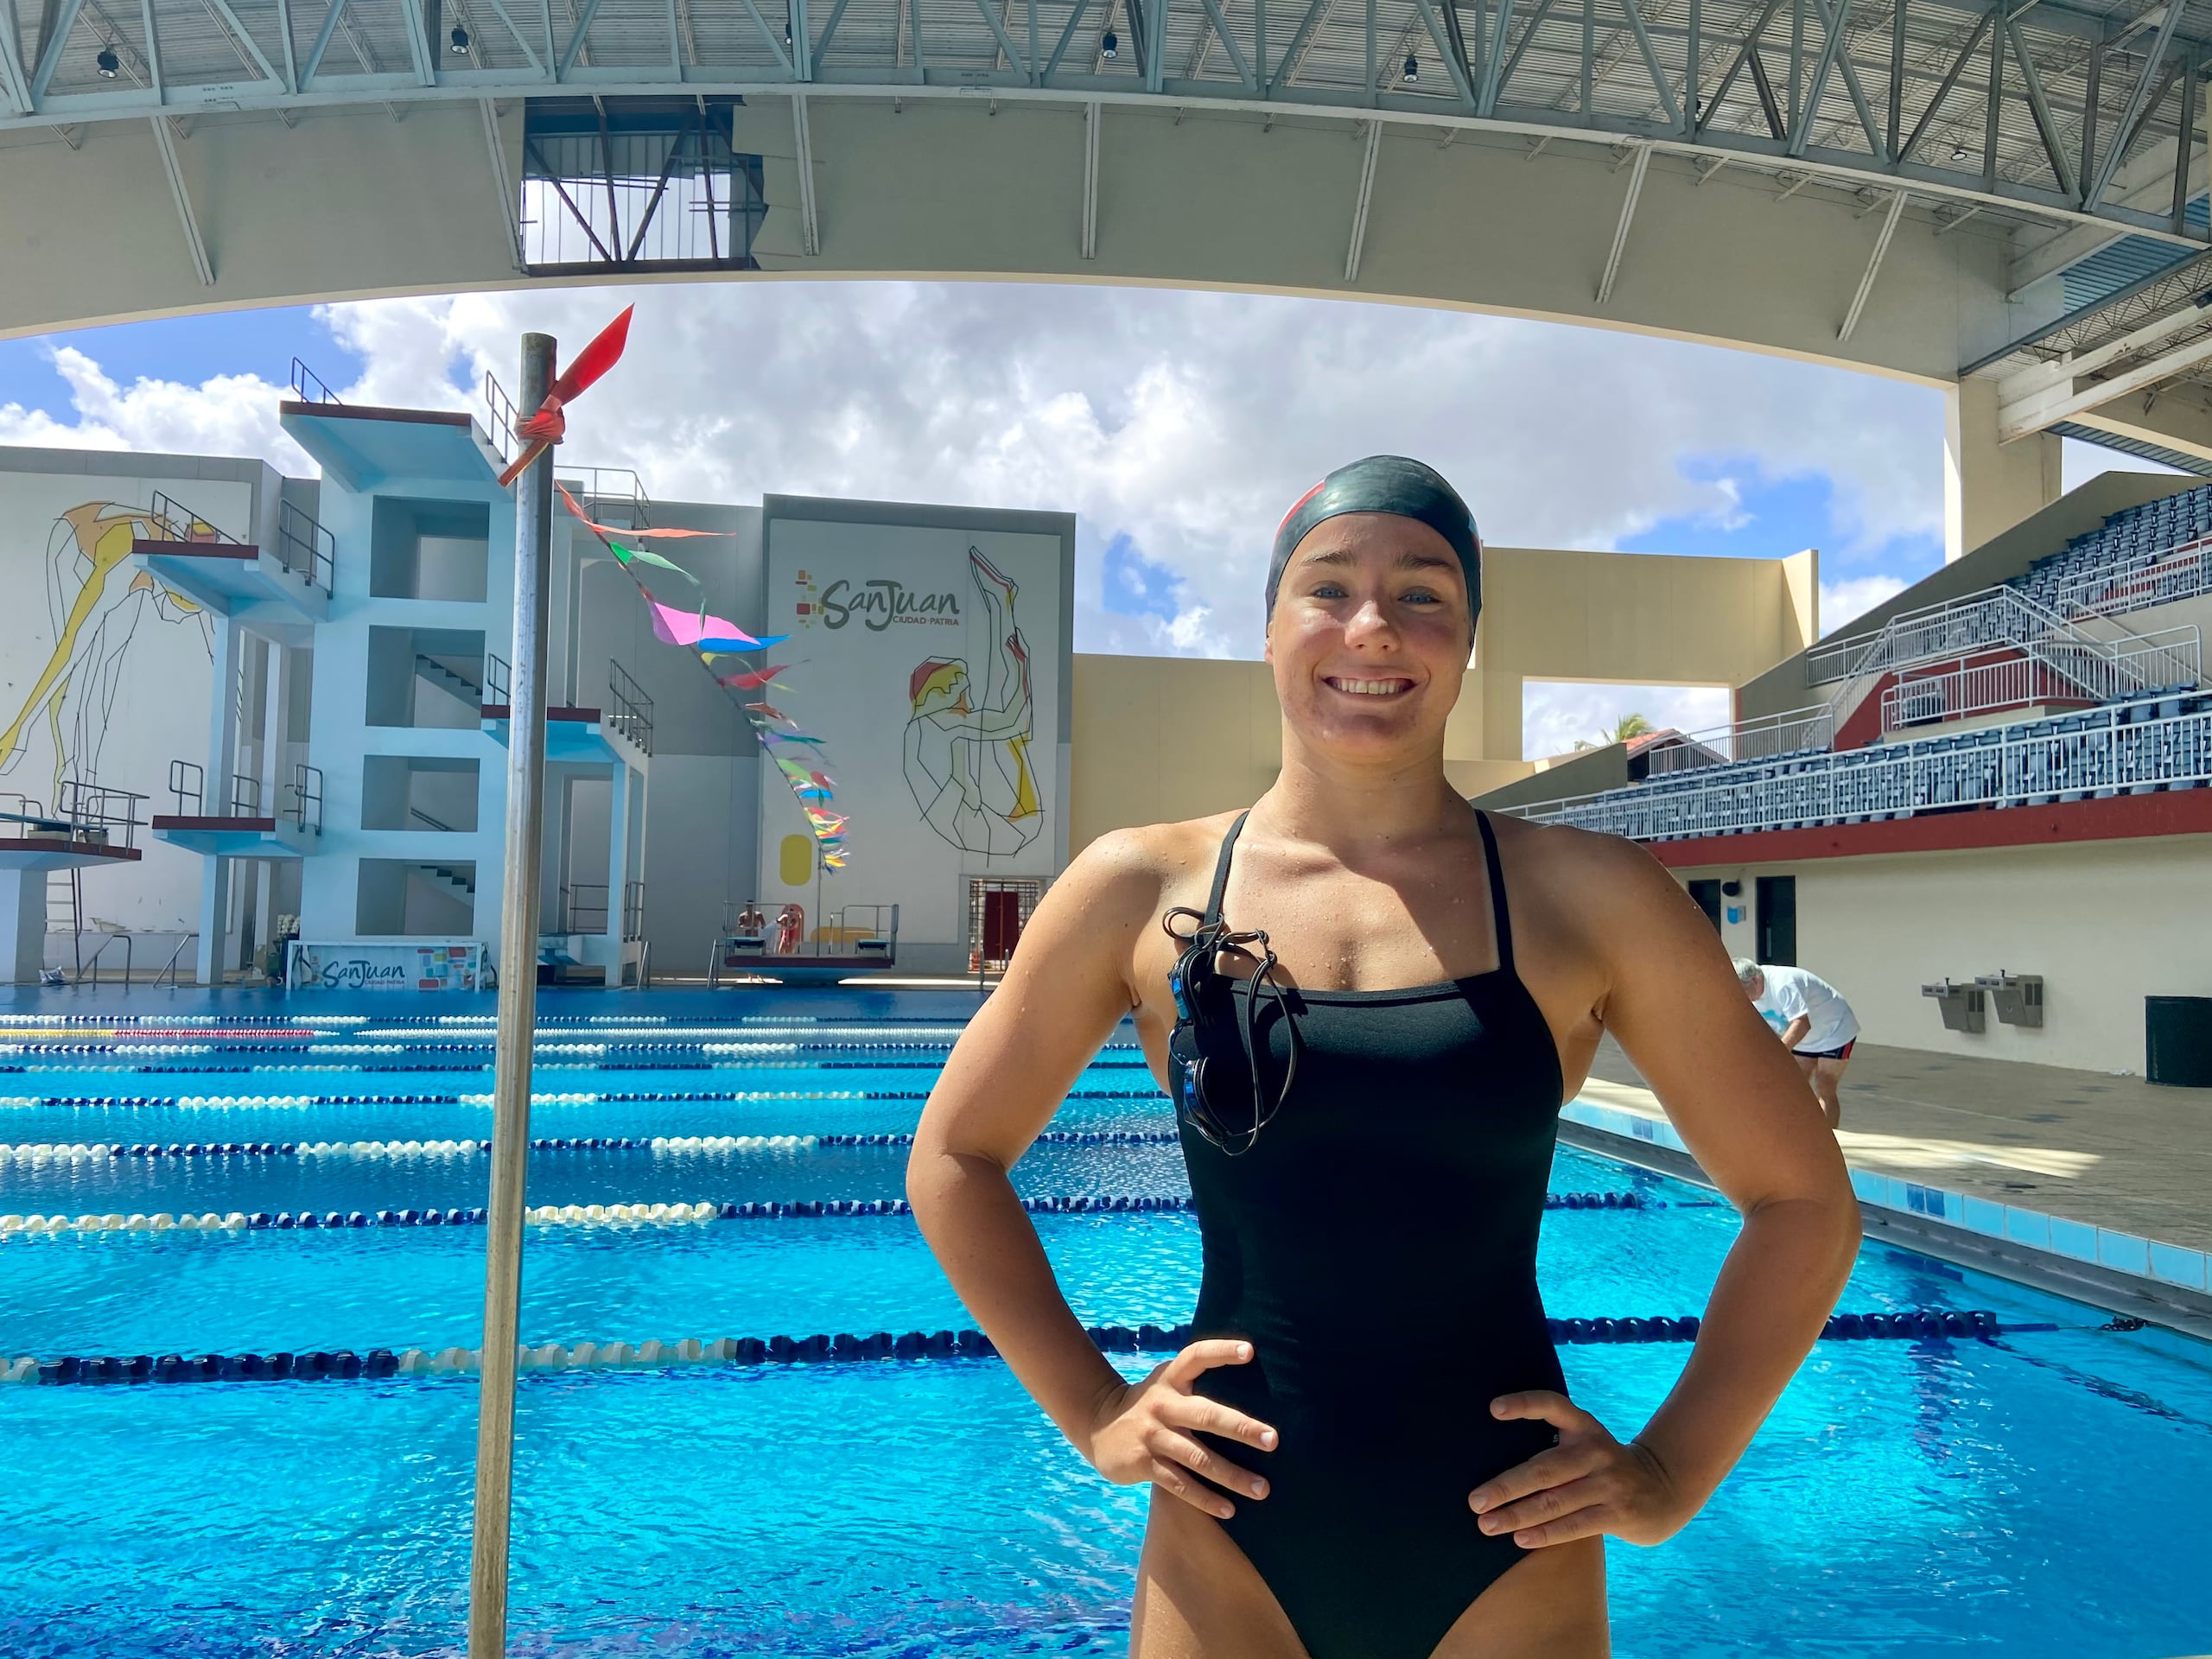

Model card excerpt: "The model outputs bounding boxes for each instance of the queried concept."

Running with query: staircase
[414,863,477,900]
[413,654,484,708]
[1808,583,2201,741]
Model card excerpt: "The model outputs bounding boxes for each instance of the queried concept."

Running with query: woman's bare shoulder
[1483,811,1682,922]
[1057,811,1245,917]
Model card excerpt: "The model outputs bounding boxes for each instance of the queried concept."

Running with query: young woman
[908,456,1860,1659]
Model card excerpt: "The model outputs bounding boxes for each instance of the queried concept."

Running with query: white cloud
[1820,574,1910,635]
[0,348,315,474]
[1522,683,1732,760]
[3,281,1949,658]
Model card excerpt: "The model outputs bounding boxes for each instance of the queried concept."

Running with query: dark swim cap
[1266,454,1482,624]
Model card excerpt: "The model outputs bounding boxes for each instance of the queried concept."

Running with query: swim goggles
[1160,906,1301,1156]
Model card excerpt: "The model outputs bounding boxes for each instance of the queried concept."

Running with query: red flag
[495,307,634,489]
[550,306,633,404]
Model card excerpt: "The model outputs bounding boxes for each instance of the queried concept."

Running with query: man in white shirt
[1732,959,1859,1129]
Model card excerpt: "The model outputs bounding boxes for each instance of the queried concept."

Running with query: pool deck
[1574,1036,2212,1332]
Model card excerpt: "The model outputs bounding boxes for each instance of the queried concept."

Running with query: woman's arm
[1471,832,1859,1547]
[906,829,1277,1517]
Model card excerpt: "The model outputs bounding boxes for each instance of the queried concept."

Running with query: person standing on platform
[1733,959,1859,1129]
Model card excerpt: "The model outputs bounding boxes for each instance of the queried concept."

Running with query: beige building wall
[1070,541,1818,849]
[1464,545,1819,763]
[1672,837,2212,1074]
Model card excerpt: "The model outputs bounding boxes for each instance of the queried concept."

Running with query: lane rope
[2,1309,2033,1386]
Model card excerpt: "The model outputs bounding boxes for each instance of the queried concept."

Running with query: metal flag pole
[468,329,556,1659]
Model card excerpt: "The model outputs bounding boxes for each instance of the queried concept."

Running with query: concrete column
[196,618,242,985]
[604,761,630,967]
[1,868,48,983]
[1945,378,2062,563]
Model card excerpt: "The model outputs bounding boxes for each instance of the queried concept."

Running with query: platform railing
[558,884,611,936]
[558,467,654,530]
[283,765,324,834]
[622,880,647,942]
[481,370,518,466]
[607,659,654,755]
[50,780,145,853]
[148,489,242,547]
[483,653,512,709]
[289,357,344,406]
[276,499,336,594]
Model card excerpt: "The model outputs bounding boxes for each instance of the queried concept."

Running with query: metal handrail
[481,370,518,466]
[154,933,199,988]
[607,658,655,755]
[2059,539,2212,619]
[168,760,204,815]
[231,773,263,817]
[1880,627,2202,734]
[483,653,512,707]
[622,880,646,942]
[52,780,145,851]
[84,932,133,986]
[289,357,344,405]
[1805,582,2181,701]
[558,883,611,935]
[1643,704,1834,776]
[276,499,336,594]
[286,765,324,833]
[558,466,654,529]
[148,489,242,546]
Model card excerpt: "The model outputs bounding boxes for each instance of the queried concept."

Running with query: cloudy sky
[0,282,2146,758]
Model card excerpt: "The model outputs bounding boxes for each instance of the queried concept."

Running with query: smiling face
[1264,512,1476,764]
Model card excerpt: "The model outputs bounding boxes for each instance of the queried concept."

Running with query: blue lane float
[3,1309,2031,1386]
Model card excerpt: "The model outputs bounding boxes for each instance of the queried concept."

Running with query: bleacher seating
[2012,484,2212,616]
[1520,690,2212,841]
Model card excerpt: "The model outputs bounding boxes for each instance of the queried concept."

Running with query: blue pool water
[2,988,2209,1658]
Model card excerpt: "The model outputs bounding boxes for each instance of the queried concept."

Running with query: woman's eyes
[1306,584,1444,604]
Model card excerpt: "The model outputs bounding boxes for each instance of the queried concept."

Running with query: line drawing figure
[901,546,1042,858]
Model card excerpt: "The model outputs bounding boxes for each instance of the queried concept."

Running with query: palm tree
[1573,712,1655,751]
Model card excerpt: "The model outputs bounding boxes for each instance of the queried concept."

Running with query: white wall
[761,512,1071,948]
[1677,836,2212,1074]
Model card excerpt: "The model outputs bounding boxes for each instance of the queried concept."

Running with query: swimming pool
[3,991,2209,1658]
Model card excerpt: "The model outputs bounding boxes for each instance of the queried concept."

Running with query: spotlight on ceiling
[1101,28,1118,57]
[96,44,119,77]
[449,23,470,51]
[1950,142,1967,162]
[1402,52,1419,81]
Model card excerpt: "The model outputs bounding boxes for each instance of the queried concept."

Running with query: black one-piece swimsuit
[1173,810,1570,1659]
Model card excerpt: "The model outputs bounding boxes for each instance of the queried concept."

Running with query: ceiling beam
[29,0,91,106]
[1997,302,2212,438]
[0,1,34,112]
[2086,0,2185,210]
[1344,116,1381,281]
[1839,187,1906,340]
[1080,96,1099,257]
[791,90,820,254]
[149,112,213,284]
[398,0,436,85]
[1597,141,1650,305]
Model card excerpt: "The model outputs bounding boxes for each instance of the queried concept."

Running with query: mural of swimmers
[900,546,1043,859]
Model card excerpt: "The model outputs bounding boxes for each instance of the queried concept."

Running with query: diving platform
[278,400,505,492]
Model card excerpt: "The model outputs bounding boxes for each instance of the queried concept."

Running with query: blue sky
[0,307,363,418]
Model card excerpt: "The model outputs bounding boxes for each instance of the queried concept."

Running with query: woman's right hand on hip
[1083,1339,1277,1519]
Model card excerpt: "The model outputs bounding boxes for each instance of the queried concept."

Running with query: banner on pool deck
[287,941,484,992]
[761,508,1072,948]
